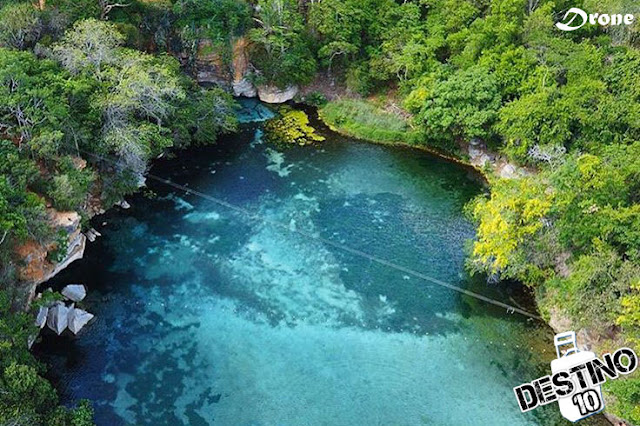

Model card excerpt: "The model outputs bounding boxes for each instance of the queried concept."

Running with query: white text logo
[556,8,635,31]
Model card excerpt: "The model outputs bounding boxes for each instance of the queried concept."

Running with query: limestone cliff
[231,37,256,97]
[194,36,301,103]
[195,39,232,88]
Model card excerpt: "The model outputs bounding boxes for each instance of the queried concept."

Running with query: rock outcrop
[16,210,86,304]
[257,85,298,103]
[233,78,257,97]
[467,138,529,179]
[231,37,257,97]
[195,39,232,87]
[193,36,305,104]
[195,36,257,95]
[116,200,130,209]
[85,228,101,242]
[33,285,95,337]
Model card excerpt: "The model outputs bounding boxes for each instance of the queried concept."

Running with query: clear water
[36,100,590,425]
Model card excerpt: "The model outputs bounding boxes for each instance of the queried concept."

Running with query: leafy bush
[301,91,327,107]
[264,107,325,147]
[47,158,95,211]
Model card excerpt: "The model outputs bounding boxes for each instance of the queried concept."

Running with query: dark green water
[36,100,581,425]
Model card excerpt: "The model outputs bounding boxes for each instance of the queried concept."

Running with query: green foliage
[320,99,420,145]
[174,0,251,49]
[172,87,237,147]
[605,377,640,425]
[0,48,72,158]
[0,140,49,265]
[300,91,327,107]
[264,107,325,147]
[46,229,69,263]
[47,157,95,211]
[549,245,639,332]
[469,176,553,281]
[0,3,43,50]
[248,0,316,87]
[52,18,125,75]
[470,143,640,345]
[411,66,501,148]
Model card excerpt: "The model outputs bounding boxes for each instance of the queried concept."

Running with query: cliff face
[231,37,257,97]
[195,36,298,103]
[16,210,86,304]
[195,39,233,88]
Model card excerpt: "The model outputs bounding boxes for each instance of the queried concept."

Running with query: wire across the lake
[79,148,543,321]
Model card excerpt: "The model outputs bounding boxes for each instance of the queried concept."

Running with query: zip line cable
[78,148,543,321]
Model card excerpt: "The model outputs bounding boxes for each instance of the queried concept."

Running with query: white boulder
[85,228,101,243]
[47,303,69,335]
[61,284,87,302]
[35,306,48,329]
[67,307,95,335]
[257,85,298,103]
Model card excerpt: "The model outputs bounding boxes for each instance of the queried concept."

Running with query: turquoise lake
[35,100,590,425]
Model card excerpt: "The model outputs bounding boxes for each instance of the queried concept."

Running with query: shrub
[264,107,325,147]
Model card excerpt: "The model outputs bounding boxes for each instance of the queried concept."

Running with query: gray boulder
[61,284,86,302]
[67,307,95,335]
[47,303,69,335]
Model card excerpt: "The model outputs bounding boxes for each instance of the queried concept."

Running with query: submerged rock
[35,306,48,329]
[61,284,87,302]
[67,307,94,335]
[47,303,69,335]
[257,85,298,104]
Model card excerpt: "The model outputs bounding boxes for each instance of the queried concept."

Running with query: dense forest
[0,0,639,424]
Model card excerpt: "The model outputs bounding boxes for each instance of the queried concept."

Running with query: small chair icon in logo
[551,332,605,422]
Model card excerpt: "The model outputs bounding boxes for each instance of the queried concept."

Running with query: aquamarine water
[36,100,581,425]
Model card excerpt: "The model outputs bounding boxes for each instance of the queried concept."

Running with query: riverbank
[316,98,530,182]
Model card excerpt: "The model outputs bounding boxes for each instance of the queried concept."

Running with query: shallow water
[36,100,584,425]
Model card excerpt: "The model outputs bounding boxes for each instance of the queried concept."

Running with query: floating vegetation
[264,106,325,147]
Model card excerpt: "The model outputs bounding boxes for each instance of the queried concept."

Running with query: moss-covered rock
[264,107,325,147]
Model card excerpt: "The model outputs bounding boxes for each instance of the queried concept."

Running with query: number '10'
[571,390,602,415]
